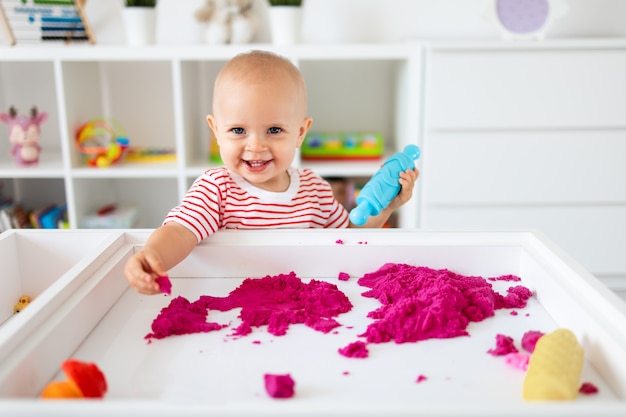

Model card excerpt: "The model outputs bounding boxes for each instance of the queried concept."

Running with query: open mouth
[246,161,267,167]
[244,160,272,172]
[245,160,270,168]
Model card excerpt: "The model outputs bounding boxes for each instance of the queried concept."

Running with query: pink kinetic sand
[155,275,172,295]
[579,382,599,394]
[338,272,350,281]
[338,341,369,358]
[145,296,226,340]
[356,263,531,344]
[521,330,544,353]
[487,334,519,356]
[264,373,295,398]
[198,271,352,336]
[147,272,353,340]
[488,275,521,282]
[416,375,427,383]
[504,352,529,371]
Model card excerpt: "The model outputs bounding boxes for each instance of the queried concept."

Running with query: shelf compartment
[61,61,176,170]
[0,177,66,211]
[0,61,62,167]
[72,177,178,229]
[299,59,405,155]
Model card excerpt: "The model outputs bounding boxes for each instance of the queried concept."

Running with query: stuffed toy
[195,0,256,44]
[0,106,48,165]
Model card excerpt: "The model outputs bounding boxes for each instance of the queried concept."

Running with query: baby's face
[208,73,311,192]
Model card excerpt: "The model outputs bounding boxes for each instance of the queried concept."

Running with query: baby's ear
[206,115,217,130]
[297,117,313,146]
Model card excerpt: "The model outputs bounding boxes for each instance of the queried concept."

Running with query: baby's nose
[245,134,266,151]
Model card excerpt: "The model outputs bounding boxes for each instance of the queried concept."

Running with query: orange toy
[41,359,107,399]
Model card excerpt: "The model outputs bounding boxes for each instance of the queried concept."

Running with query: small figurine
[195,0,256,44]
[0,106,48,165]
[13,295,30,313]
[349,144,420,226]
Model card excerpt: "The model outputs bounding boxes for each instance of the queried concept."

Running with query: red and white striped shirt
[164,167,349,242]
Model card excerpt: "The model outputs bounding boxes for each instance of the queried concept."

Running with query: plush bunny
[0,106,48,165]
[195,0,256,44]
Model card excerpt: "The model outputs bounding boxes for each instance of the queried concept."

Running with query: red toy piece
[41,359,107,399]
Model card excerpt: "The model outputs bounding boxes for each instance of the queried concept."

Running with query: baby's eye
[268,127,282,135]
[231,127,245,135]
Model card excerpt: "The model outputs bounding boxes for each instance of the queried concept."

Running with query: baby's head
[208,51,312,192]
[213,50,308,117]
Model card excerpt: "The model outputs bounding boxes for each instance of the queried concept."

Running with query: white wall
[3,0,626,46]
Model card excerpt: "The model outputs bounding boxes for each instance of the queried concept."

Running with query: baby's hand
[388,168,419,211]
[124,249,167,295]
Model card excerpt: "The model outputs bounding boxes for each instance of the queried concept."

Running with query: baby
[124,50,419,294]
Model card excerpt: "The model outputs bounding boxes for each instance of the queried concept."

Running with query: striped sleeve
[164,168,229,242]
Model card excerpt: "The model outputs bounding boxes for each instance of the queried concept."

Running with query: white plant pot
[122,7,157,46]
[268,6,302,45]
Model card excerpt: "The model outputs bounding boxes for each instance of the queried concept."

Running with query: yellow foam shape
[522,328,584,401]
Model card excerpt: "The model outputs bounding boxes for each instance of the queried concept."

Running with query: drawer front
[421,130,626,205]
[426,50,626,129]
[420,205,626,276]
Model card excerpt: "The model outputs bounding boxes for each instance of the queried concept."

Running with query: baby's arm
[124,222,197,295]
[350,167,419,228]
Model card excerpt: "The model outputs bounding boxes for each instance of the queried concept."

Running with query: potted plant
[122,0,158,45]
[267,0,303,45]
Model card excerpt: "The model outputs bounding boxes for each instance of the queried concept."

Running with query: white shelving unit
[0,44,423,230]
[1,40,625,290]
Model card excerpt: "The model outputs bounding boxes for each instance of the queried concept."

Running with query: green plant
[268,0,302,6]
[125,0,157,7]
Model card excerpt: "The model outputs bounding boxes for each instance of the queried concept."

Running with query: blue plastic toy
[349,144,420,226]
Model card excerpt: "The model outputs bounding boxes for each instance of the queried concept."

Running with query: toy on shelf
[81,203,138,229]
[0,0,95,46]
[76,119,129,168]
[13,296,30,314]
[349,144,420,226]
[30,204,67,229]
[194,0,256,44]
[0,106,48,165]
[125,147,176,164]
[301,132,384,161]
